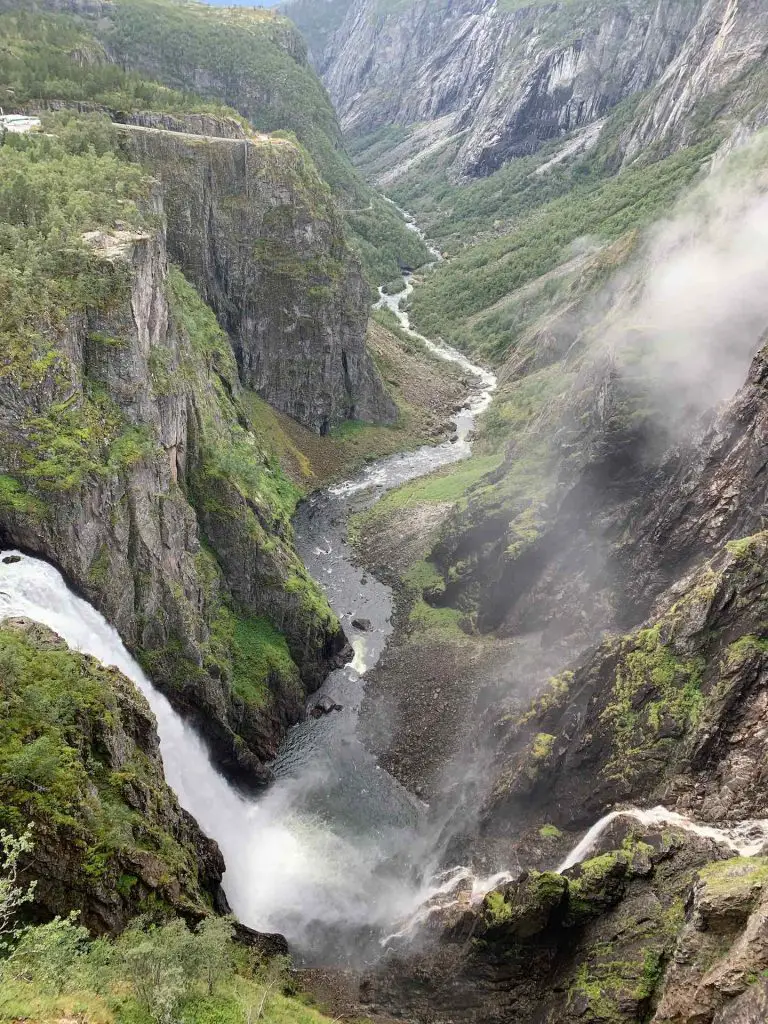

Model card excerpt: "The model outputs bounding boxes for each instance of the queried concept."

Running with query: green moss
[482,872,566,936]
[0,474,44,519]
[484,890,513,926]
[513,671,573,728]
[725,635,768,666]
[697,856,768,895]
[531,733,555,760]
[539,824,563,839]
[726,536,758,559]
[568,958,643,1023]
[408,599,470,641]
[207,606,300,709]
[600,624,705,781]
[403,559,447,600]
[0,621,210,912]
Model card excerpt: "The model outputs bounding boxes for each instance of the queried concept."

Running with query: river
[0,256,497,963]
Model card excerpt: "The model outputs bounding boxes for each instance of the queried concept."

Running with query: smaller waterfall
[556,805,768,873]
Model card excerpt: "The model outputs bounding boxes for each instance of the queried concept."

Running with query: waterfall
[556,805,768,873]
[0,552,438,952]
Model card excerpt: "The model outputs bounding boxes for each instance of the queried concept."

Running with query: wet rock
[352,617,373,632]
[310,695,344,718]
[1,554,21,564]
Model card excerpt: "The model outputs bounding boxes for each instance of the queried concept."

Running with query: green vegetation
[600,624,706,781]
[539,824,563,840]
[353,454,503,538]
[207,606,301,710]
[0,11,242,120]
[407,142,717,363]
[99,0,427,284]
[0,121,158,497]
[0,909,334,1024]
[0,621,209,913]
[697,856,768,896]
[1,4,426,290]
[483,872,566,934]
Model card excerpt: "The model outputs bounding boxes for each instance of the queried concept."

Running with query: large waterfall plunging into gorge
[0,257,500,959]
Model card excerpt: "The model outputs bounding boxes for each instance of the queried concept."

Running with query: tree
[192,915,234,995]
[5,912,89,994]
[0,825,36,948]
[118,918,195,1024]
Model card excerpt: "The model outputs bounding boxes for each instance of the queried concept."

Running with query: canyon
[4,1,768,1023]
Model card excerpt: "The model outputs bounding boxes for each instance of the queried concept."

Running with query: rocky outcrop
[120,123,395,433]
[311,0,704,179]
[0,618,224,934]
[0,183,347,787]
[480,530,768,838]
[362,826,754,1024]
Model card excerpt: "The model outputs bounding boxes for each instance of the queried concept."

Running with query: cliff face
[121,123,395,433]
[0,618,224,934]
[623,0,768,161]
[312,0,704,179]
[304,0,768,186]
[0,157,347,786]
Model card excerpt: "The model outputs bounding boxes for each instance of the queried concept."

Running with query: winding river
[0,249,497,963]
[2,251,768,963]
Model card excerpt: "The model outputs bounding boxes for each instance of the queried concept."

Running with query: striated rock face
[0,618,224,934]
[120,123,395,433]
[0,186,347,786]
[623,0,768,162]
[311,0,704,178]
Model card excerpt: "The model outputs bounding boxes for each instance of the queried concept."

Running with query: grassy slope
[0,914,338,1024]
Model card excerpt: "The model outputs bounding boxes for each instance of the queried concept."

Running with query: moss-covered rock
[0,125,346,786]
[0,618,223,933]
[482,871,567,938]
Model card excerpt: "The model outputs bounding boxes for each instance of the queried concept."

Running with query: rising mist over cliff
[5,0,768,1021]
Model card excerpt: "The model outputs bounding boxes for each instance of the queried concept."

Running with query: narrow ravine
[0,227,497,964]
[4,220,767,968]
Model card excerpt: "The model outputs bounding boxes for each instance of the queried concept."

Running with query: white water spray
[0,214,501,956]
[0,553,419,943]
[556,805,768,874]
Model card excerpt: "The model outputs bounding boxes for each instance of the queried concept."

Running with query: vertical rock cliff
[120,121,395,433]
[0,135,348,784]
[303,0,705,179]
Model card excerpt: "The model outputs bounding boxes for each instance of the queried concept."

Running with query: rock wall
[0,618,224,934]
[363,830,768,1024]
[121,123,395,433]
[314,0,704,178]
[0,193,347,786]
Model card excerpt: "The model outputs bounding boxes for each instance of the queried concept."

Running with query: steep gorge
[6,1,768,1022]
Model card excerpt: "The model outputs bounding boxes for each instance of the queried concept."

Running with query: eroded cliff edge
[120,122,395,433]
[0,119,359,786]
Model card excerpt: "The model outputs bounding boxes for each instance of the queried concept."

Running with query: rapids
[556,805,768,874]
